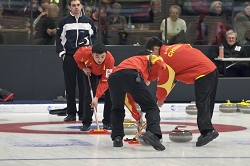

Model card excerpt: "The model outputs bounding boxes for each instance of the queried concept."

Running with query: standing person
[56,0,96,121]
[74,43,114,131]
[108,51,168,151]
[145,36,219,147]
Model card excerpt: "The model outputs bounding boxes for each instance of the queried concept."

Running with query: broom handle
[87,75,100,130]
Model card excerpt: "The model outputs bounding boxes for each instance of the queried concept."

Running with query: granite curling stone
[169,126,193,143]
[219,100,237,113]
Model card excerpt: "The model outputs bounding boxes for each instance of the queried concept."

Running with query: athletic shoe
[113,136,123,147]
[103,124,112,130]
[63,115,76,121]
[196,130,219,147]
[80,124,90,131]
[142,131,165,151]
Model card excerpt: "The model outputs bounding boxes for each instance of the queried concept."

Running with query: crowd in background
[0,0,250,77]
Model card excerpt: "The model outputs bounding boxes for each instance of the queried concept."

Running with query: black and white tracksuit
[56,13,96,117]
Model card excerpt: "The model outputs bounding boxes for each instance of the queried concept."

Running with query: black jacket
[56,13,96,57]
[215,40,248,73]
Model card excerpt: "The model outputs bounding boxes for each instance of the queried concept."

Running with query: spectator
[208,1,222,16]
[34,3,59,45]
[179,0,209,15]
[91,1,111,44]
[207,1,232,45]
[160,5,187,44]
[106,2,127,45]
[33,0,50,29]
[215,30,249,77]
[149,0,161,22]
[56,0,96,121]
[234,2,250,45]
[84,5,92,17]
[19,0,42,35]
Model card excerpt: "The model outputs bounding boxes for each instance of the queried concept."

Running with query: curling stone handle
[175,125,187,130]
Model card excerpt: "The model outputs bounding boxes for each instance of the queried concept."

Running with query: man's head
[41,0,49,12]
[92,43,108,65]
[226,30,237,46]
[145,36,163,56]
[68,0,82,16]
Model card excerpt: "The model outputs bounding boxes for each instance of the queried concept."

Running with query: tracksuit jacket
[56,13,96,57]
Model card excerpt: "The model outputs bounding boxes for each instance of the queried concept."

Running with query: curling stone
[169,125,193,143]
[239,102,250,114]
[236,100,246,112]
[185,103,197,115]
[123,121,137,135]
[219,100,237,113]
[138,134,163,146]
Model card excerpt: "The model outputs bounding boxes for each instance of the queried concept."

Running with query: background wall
[0,45,250,102]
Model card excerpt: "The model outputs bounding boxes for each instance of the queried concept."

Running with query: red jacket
[157,44,216,101]
[74,46,115,98]
[112,55,166,82]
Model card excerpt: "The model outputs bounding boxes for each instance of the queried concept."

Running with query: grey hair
[226,30,237,38]
[209,1,222,13]
[169,5,181,15]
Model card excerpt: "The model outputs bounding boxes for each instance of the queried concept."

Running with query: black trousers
[195,69,218,133]
[82,73,112,125]
[63,55,84,117]
[108,69,162,140]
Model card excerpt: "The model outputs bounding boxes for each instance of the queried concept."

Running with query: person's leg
[102,88,112,129]
[108,71,126,147]
[77,69,84,121]
[120,70,165,151]
[63,56,77,121]
[81,74,98,130]
[195,69,219,147]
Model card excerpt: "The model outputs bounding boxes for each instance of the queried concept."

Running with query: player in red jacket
[145,36,219,147]
[108,50,168,151]
[74,43,114,131]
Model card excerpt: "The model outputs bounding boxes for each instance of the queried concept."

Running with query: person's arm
[73,46,92,75]
[91,53,114,108]
[156,65,175,103]
[95,53,115,99]
[181,19,187,33]
[56,19,66,58]
[89,18,97,43]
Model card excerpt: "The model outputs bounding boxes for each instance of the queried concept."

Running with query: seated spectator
[160,5,187,44]
[84,5,92,17]
[179,0,209,15]
[207,1,232,45]
[91,1,111,44]
[106,2,127,45]
[215,30,250,77]
[234,2,250,45]
[33,0,49,29]
[18,0,42,37]
[149,0,161,22]
[208,1,222,16]
[34,3,59,45]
